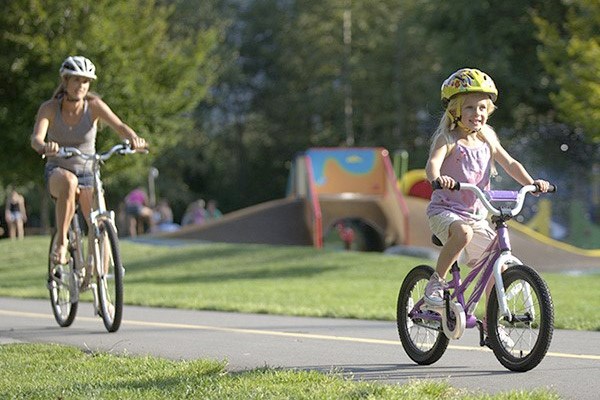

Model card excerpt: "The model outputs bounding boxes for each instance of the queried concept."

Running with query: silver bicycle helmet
[59,56,97,80]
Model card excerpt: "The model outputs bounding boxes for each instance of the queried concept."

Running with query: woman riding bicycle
[31,55,147,265]
[424,68,550,311]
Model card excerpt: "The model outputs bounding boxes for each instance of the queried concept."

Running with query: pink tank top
[427,142,492,221]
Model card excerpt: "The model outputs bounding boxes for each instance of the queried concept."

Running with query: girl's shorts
[429,210,496,267]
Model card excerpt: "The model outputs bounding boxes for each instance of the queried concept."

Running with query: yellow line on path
[1,309,599,361]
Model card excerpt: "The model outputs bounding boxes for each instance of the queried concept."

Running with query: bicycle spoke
[487,265,553,371]
[397,265,449,365]
[95,220,123,332]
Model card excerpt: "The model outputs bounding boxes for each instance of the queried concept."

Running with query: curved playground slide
[160,197,313,246]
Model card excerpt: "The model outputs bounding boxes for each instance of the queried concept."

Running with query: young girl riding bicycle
[423,68,550,313]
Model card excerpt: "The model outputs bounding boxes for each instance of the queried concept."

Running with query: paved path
[2,297,599,399]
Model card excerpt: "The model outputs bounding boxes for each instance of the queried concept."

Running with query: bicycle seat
[431,235,443,247]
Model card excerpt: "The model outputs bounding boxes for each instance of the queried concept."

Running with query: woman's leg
[48,169,79,263]
[78,187,110,275]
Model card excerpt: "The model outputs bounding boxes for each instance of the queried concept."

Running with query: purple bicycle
[396,182,556,372]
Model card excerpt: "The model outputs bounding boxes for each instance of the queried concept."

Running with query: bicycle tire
[486,264,554,372]
[47,232,78,327]
[95,219,124,332]
[397,265,449,365]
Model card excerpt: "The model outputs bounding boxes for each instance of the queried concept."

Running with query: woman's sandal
[51,244,69,265]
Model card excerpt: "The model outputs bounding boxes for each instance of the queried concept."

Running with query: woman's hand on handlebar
[41,141,60,157]
[129,136,148,151]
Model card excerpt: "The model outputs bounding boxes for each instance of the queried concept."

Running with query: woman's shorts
[44,165,94,192]
[429,210,496,267]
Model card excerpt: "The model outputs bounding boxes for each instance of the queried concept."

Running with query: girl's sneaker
[424,272,446,307]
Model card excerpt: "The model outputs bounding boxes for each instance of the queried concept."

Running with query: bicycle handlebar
[42,140,148,161]
[431,180,556,217]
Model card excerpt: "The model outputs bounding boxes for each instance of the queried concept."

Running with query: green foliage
[0,0,218,198]
[2,0,597,224]
[407,0,566,129]
[534,0,600,142]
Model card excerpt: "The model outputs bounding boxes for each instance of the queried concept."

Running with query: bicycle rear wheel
[486,264,554,372]
[397,265,449,365]
[47,232,78,327]
[94,219,123,332]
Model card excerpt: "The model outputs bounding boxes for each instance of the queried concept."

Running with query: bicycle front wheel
[397,265,449,365]
[94,219,123,332]
[48,233,78,327]
[486,264,554,372]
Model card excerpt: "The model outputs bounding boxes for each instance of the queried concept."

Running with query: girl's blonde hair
[429,95,499,176]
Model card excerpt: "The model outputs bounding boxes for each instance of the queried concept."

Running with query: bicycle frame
[88,152,118,233]
[410,184,545,329]
[446,226,523,327]
[54,142,139,243]
[398,182,555,371]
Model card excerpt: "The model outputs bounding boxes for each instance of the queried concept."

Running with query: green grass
[0,343,560,400]
[0,236,598,330]
[0,237,578,399]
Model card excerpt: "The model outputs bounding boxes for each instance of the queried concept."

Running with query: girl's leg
[48,169,79,264]
[425,221,473,306]
[435,221,473,278]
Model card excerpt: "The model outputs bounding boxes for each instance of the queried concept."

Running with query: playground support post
[394,150,409,190]
[148,167,159,208]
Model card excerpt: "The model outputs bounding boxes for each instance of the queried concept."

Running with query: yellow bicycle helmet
[441,68,497,107]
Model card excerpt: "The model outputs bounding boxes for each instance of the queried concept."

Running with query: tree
[407,0,566,132]
[0,0,218,201]
[194,0,440,211]
[534,0,600,142]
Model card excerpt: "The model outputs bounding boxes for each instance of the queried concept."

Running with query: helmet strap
[446,96,479,134]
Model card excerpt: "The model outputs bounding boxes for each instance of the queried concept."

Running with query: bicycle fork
[493,251,523,321]
[88,211,117,316]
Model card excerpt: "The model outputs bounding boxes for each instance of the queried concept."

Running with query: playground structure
[160,147,600,271]
[164,147,410,252]
[287,148,409,251]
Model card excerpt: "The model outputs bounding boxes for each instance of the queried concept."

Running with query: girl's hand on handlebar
[434,175,457,190]
[533,179,550,194]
